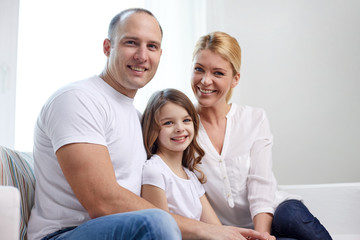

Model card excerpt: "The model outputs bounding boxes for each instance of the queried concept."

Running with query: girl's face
[191,49,239,107]
[157,102,194,155]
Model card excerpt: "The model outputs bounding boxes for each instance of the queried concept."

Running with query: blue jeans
[41,209,181,240]
[271,200,332,240]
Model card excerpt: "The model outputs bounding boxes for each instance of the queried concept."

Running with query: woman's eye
[214,71,224,76]
[194,67,204,72]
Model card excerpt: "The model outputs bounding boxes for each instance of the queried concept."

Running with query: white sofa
[279,183,360,240]
[0,186,20,240]
[1,145,359,240]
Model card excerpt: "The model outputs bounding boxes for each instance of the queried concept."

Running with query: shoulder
[143,155,166,173]
[229,103,268,122]
[142,155,167,189]
[43,76,99,107]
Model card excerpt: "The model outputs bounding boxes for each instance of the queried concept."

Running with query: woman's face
[191,49,239,108]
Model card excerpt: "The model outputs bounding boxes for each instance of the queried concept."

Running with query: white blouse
[197,104,300,228]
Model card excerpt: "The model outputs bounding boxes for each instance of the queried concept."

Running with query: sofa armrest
[0,186,20,240]
[279,182,360,240]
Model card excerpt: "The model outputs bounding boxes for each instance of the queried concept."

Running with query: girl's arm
[199,194,222,225]
[141,184,169,211]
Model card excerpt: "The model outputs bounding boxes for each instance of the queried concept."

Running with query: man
[28,8,179,240]
[28,8,266,240]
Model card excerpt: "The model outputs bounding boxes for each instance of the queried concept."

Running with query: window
[15,0,206,151]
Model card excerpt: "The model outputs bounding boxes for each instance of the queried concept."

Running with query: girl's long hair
[141,88,206,183]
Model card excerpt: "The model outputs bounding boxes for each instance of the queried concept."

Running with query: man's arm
[56,143,154,218]
[57,143,267,240]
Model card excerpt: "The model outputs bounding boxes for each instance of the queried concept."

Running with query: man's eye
[148,44,159,50]
[125,40,136,45]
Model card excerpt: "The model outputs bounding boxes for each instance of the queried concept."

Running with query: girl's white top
[142,154,205,220]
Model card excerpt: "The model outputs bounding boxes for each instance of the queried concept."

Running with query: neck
[157,150,184,171]
[99,69,137,98]
[197,102,231,125]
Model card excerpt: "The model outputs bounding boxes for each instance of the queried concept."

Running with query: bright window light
[16,0,206,151]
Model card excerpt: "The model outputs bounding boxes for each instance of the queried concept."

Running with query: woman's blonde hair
[141,88,206,183]
[193,31,241,103]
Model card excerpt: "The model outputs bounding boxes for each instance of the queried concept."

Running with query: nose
[175,123,185,132]
[200,73,212,85]
[134,45,147,62]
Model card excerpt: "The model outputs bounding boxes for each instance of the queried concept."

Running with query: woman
[191,31,332,240]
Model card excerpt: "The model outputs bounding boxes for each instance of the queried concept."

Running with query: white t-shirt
[28,76,147,240]
[197,104,301,228]
[142,154,205,220]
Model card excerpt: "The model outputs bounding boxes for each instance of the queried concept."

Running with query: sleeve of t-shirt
[142,160,166,190]
[43,89,107,153]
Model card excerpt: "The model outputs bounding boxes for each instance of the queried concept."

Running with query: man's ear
[231,72,240,88]
[103,39,111,57]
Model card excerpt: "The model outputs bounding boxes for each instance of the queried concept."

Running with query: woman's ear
[231,72,240,88]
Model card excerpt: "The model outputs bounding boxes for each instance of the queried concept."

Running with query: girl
[141,88,221,225]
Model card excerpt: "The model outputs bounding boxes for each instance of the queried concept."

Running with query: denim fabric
[41,209,181,240]
[271,200,332,240]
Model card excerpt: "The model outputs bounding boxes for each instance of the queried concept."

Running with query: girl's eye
[163,121,173,126]
[184,118,192,123]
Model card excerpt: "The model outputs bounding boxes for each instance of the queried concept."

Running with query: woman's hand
[258,231,276,240]
[203,225,268,240]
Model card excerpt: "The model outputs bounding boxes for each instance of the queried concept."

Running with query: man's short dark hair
[108,8,163,44]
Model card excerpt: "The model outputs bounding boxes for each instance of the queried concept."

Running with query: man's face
[104,12,162,98]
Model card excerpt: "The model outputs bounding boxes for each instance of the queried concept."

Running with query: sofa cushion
[0,146,35,240]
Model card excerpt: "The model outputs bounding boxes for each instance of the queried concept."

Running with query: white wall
[0,0,19,148]
[206,0,360,184]
[2,0,359,185]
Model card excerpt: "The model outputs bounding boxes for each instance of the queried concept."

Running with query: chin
[196,98,214,107]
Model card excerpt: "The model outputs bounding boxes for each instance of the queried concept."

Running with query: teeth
[199,88,215,94]
[172,137,186,141]
[131,66,145,71]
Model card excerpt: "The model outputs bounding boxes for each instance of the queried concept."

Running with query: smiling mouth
[129,66,147,72]
[171,136,187,141]
[199,87,216,94]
